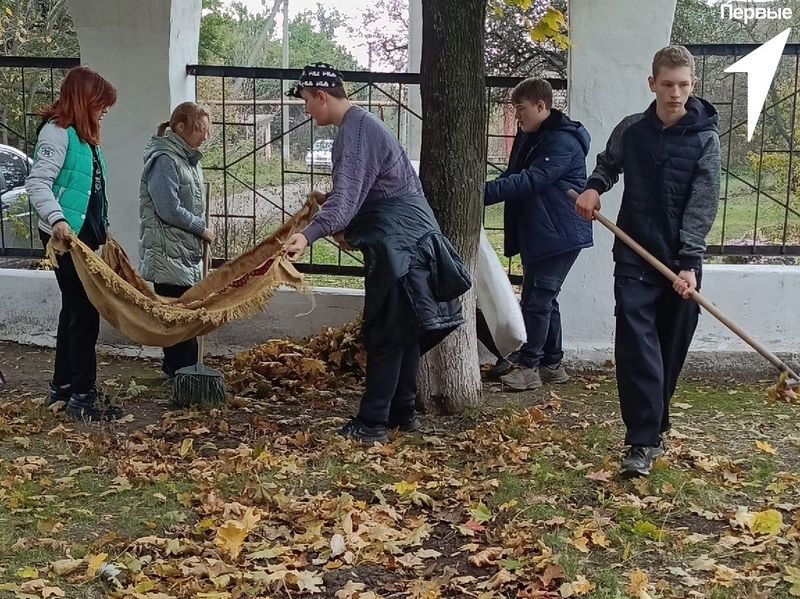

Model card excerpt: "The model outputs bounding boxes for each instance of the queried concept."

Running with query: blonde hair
[157,102,210,136]
[652,45,696,78]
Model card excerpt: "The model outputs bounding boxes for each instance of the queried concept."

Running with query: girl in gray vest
[139,102,214,378]
[26,66,123,421]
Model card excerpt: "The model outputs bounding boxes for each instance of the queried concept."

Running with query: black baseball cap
[286,63,345,98]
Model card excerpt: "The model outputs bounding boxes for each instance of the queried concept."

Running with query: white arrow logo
[724,27,791,141]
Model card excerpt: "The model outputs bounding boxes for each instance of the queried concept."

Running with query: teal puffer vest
[41,126,108,232]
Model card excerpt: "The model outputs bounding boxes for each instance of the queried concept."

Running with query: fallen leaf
[49,559,85,577]
[755,440,777,455]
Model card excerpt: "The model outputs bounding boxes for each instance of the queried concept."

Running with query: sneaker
[501,367,543,391]
[389,414,421,433]
[620,441,666,477]
[66,389,124,422]
[338,417,389,444]
[486,352,521,380]
[540,363,570,384]
[46,384,71,409]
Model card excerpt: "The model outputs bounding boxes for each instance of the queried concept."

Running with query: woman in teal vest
[139,102,214,377]
[26,66,124,421]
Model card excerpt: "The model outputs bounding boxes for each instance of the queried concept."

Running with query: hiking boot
[46,384,71,409]
[66,389,124,422]
[338,417,389,444]
[620,441,666,477]
[501,367,542,391]
[540,363,570,384]
[486,352,521,380]
[389,413,422,433]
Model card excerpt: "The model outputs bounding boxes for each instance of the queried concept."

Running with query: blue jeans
[518,250,580,368]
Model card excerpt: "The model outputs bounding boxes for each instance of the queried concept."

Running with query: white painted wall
[1,266,798,376]
[564,0,679,361]
[68,0,202,266]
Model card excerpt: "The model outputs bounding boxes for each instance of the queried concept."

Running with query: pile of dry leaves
[223,320,366,396]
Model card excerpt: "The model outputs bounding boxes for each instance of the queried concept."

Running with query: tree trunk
[417,0,486,414]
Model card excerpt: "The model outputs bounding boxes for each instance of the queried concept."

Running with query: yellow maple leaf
[84,553,107,579]
[750,509,783,535]
[755,440,777,455]
[179,438,194,458]
[394,481,419,496]
[569,537,590,554]
[15,566,39,579]
[625,569,650,597]
[214,508,261,559]
[215,521,249,559]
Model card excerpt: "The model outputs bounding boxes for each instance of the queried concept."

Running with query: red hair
[39,66,117,146]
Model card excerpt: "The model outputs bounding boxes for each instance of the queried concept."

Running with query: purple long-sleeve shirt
[302,106,423,243]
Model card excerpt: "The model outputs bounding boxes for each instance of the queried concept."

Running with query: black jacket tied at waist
[344,194,471,357]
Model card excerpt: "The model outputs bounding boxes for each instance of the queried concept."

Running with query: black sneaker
[66,389,124,422]
[338,417,389,444]
[389,414,421,433]
[486,352,521,381]
[621,441,666,477]
[46,384,71,409]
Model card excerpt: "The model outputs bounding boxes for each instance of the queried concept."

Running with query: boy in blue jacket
[485,78,592,390]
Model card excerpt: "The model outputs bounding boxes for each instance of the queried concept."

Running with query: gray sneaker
[501,367,543,391]
[620,441,666,477]
[540,363,570,384]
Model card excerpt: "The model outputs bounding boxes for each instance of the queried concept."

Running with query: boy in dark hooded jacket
[484,78,592,391]
[576,46,721,477]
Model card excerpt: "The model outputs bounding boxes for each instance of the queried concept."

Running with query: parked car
[305,139,333,170]
[0,143,32,210]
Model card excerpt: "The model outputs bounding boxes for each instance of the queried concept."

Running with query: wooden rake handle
[567,189,800,382]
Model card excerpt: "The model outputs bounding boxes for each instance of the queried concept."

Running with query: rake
[567,189,800,388]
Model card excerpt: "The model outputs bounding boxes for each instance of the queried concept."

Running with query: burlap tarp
[45,197,321,347]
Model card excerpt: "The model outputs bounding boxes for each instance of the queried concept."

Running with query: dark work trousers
[153,283,199,375]
[518,250,580,368]
[358,340,421,426]
[40,230,100,394]
[614,275,701,447]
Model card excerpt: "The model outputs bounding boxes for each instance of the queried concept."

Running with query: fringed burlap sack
[46,196,322,347]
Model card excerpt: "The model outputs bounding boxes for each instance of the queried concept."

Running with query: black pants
[40,230,99,394]
[518,250,580,368]
[358,340,420,426]
[614,275,700,446]
[153,283,198,375]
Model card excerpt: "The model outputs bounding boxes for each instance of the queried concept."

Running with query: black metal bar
[252,75,257,246]
[706,244,800,256]
[781,54,799,253]
[221,75,229,261]
[188,64,563,90]
[752,109,767,252]
[685,43,800,56]
[0,56,80,68]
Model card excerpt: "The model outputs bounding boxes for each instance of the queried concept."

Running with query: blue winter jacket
[485,110,593,262]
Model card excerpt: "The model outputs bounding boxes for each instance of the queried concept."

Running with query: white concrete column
[563,0,677,361]
[405,0,422,163]
[68,0,202,264]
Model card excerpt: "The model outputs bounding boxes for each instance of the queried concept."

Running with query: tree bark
[417,0,486,414]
